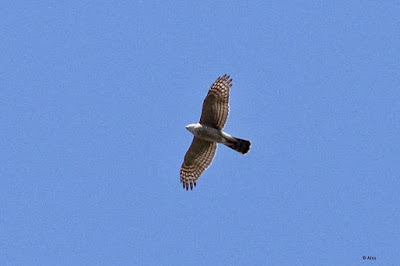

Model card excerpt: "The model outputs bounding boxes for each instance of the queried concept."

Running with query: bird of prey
[180,74,251,190]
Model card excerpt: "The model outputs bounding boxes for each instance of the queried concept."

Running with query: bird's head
[185,123,199,134]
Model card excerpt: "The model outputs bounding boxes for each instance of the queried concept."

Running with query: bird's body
[180,74,251,190]
[186,123,250,154]
[186,123,225,143]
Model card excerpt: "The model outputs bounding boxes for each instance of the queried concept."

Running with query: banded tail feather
[226,137,251,154]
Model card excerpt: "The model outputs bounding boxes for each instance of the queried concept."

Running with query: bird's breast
[194,125,224,143]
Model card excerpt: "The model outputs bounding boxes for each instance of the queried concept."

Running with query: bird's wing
[199,74,232,130]
[180,137,217,190]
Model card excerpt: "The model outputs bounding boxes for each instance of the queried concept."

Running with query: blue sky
[1,1,399,265]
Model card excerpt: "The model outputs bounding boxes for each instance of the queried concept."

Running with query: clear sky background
[1,1,399,265]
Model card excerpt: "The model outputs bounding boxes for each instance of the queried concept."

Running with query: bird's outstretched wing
[180,137,217,190]
[199,74,232,130]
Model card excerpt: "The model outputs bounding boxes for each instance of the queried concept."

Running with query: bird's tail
[225,137,251,154]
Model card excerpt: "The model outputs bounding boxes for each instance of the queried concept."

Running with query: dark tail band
[226,137,251,154]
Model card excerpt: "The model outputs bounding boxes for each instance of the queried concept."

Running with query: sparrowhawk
[180,74,251,190]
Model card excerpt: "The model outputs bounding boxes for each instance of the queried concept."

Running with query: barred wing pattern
[199,74,232,130]
[180,137,217,190]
